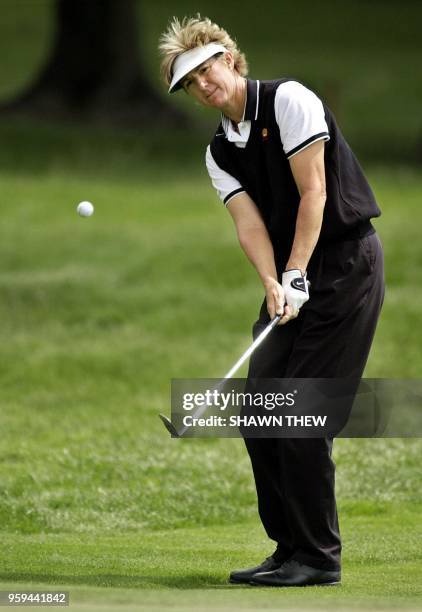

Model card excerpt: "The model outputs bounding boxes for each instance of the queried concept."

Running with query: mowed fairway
[0,127,421,611]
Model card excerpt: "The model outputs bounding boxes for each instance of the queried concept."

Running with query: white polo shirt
[206,80,330,206]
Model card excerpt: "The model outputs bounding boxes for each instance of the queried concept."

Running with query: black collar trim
[243,79,260,121]
[221,79,260,128]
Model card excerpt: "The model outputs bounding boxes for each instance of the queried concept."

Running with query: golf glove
[282,269,310,316]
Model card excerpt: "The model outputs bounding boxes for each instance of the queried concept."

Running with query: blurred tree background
[0,0,421,164]
[0,0,185,125]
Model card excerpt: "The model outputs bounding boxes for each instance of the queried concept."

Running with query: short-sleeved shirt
[206,78,380,263]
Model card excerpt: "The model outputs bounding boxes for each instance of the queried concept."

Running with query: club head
[159,413,180,438]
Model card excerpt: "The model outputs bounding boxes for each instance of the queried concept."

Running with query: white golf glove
[282,269,310,317]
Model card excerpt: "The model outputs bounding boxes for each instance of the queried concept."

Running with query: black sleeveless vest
[209,79,380,261]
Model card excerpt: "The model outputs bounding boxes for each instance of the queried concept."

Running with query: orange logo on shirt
[262,128,269,142]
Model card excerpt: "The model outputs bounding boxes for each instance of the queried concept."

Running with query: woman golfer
[159,16,384,587]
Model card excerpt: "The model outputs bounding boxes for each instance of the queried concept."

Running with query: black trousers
[244,232,385,571]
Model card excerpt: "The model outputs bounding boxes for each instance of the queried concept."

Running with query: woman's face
[181,52,237,109]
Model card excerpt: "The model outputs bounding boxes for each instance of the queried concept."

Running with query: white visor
[168,43,227,93]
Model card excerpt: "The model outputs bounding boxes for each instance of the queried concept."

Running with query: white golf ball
[77,201,94,217]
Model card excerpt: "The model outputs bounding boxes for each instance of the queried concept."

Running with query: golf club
[159,314,282,437]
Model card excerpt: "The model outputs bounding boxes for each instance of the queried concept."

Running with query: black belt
[273,221,376,267]
[322,220,375,244]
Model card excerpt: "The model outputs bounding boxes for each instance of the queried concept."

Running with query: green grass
[0,140,421,610]
[0,507,421,610]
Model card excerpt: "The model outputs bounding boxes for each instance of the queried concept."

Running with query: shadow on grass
[0,572,248,590]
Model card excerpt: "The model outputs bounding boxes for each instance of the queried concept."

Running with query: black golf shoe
[250,559,341,587]
[229,555,283,584]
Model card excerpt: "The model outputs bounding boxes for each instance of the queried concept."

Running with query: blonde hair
[158,15,248,88]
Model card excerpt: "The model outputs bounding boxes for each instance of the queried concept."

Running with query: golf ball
[77,201,94,217]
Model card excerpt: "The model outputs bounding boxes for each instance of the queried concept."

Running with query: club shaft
[223,315,281,379]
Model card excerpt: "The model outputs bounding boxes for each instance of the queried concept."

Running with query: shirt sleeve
[274,81,330,159]
[205,146,245,207]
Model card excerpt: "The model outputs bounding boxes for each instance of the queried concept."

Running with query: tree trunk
[0,0,186,126]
